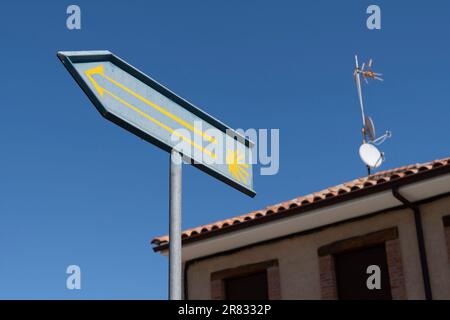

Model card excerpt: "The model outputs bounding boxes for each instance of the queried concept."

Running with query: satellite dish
[364,116,376,142]
[359,143,383,169]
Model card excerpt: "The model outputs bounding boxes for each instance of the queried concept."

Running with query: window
[334,244,392,300]
[210,260,281,300]
[224,271,268,300]
[443,215,450,265]
[318,227,406,300]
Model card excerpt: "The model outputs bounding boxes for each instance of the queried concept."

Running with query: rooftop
[152,156,450,252]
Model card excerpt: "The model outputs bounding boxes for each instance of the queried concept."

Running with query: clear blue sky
[0,1,449,299]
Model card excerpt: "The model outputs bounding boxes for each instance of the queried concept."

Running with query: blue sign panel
[58,51,255,197]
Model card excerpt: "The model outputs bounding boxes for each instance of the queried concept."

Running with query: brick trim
[319,255,338,299]
[318,227,398,257]
[210,260,281,300]
[267,265,282,300]
[446,228,450,265]
[210,279,224,300]
[385,239,407,299]
[318,227,405,300]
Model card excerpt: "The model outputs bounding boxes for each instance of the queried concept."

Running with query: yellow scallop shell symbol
[226,149,249,184]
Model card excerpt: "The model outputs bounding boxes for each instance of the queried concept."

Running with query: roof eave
[152,163,450,254]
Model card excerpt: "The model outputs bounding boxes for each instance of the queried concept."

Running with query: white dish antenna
[359,143,383,169]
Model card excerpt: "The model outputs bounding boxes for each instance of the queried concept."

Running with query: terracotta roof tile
[152,156,450,248]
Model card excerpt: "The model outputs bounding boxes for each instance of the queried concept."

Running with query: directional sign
[58,51,255,197]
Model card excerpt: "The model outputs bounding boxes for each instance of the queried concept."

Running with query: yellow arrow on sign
[85,65,217,159]
[85,65,217,145]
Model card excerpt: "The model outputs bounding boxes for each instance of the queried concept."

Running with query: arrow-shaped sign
[57,51,255,197]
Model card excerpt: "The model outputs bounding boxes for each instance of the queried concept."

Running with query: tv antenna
[353,55,391,175]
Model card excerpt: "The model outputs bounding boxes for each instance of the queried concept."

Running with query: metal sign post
[169,150,182,300]
[58,50,256,300]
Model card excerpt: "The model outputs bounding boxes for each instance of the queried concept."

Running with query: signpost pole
[169,149,182,300]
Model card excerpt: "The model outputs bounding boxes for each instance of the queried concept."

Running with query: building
[152,157,450,300]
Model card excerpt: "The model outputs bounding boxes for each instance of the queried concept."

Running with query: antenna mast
[353,55,391,175]
[354,55,366,132]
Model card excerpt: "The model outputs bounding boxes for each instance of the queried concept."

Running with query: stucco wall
[185,196,450,299]
[420,198,450,299]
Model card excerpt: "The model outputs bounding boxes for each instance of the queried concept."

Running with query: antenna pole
[354,55,366,127]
